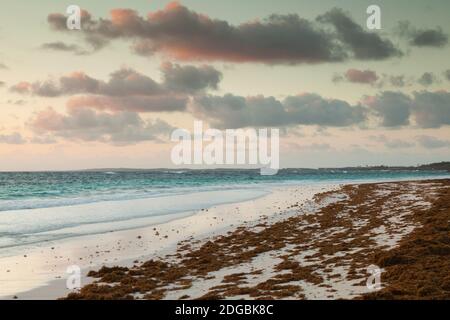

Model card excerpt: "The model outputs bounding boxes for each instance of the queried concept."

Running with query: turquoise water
[0,169,448,250]
[1,169,448,211]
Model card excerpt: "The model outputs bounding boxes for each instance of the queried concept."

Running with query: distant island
[77,162,450,173]
[318,161,450,172]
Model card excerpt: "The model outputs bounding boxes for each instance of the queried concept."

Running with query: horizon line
[0,161,449,173]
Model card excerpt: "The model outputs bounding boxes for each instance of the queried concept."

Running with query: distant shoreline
[0,161,449,173]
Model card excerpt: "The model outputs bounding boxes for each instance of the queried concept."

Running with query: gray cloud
[366,90,450,128]
[331,73,344,83]
[396,21,448,48]
[0,132,26,144]
[287,142,332,151]
[283,94,367,126]
[417,72,437,86]
[12,65,219,98]
[368,135,414,148]
[12,68,162,97]
[413,91,450,128]
[317,8,402,60]
[162,62,222,93]
[366,91,412,127]
[334,72,416,89]
[374,72,443,89]
[66,95,187,113]
[416,135,450,149]
[191,93,367,129]
[388,75,407,88]
[11,64,222,113]
[29,107,173,145]
[47,4,401,64]
[444,69,450,81]
[384,139,415,149]
[413,30,448,47]
[41,42,89,55]
[47,10,107,52]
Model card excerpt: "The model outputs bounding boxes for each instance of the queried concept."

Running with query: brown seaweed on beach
[63,179,450,300]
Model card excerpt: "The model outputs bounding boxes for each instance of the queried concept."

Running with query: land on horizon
[1,161,449,173]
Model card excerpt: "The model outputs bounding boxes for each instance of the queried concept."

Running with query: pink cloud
[345,69,379,84]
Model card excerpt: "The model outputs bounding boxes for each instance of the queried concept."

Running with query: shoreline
[2,177,449,300]
[64,178,450,300]
[0,183,340,299]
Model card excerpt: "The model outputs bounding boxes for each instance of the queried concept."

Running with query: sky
[0,0,449,170]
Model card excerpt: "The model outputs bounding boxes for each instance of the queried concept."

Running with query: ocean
[0,169,448,253]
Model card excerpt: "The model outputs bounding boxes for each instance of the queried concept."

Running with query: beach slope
[63,179,450,300]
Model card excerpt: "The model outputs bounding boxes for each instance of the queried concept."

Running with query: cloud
[346,69,378,84]
[66,95,187,113]
[369,135,415,149]
[10,82,32,94]
[0,63,8,70]
[47,3,401,64]
[11,64,222,113]
[365,91,412,127]
[417,72,437,86]
[12,68,163,97]
[384,139,415,149]
[0,81,5,87]
[47,9,107,52]
[334,69,379,85]
[29,107,174,144]
[40,42,89,55]
[369,72,443,89]
[7,99,27,106]
[317,8,402,60]
[30,135,58,145]
[161,62,222,93]
[365,90,450,128]
[444,69,450,81]
[190,93,367,128]
[12,64,219,97]
[287,142,332,151]
[412,90,450,128]
[388,75,408,88]
[412,29,448,47]
[0,132,26,144]
[396,21,448,47]
[416,135,450,149]
[334,71,418,88]
[369,134,416,149]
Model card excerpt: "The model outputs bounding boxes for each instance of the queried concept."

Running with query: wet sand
[0,183,338,299]
[60,179,450,300]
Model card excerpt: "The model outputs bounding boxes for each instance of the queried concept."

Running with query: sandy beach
[0,183,339,299]
[2,178,449,300]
